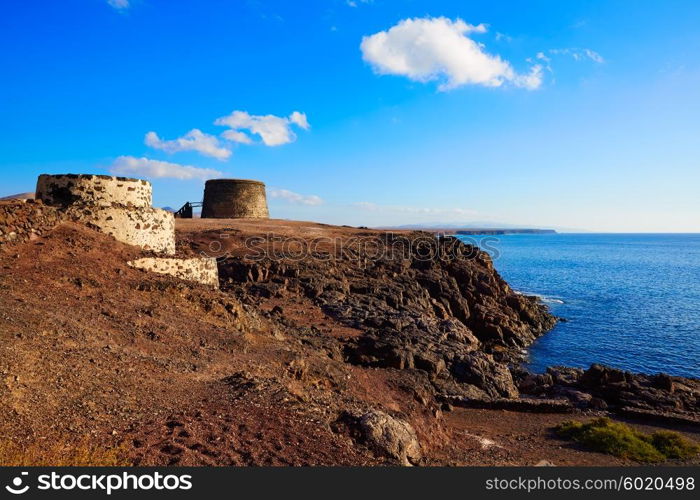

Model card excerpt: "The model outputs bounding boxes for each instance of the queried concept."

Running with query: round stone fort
[36,174,152,208]
[35,174,175,255]
[201,179,269,219]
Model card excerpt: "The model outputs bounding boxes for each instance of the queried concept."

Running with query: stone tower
[201,179,269,219]
[33,173,219,286]
[36,174,176,254]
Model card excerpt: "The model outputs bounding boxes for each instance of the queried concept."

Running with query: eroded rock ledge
[513,364,700,424]
[218,233,556,401]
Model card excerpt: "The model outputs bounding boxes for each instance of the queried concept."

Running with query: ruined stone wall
[0,200,63,245]
[66,205,176,255]
[4,174,218,287]
[36,174,175,255]
[201,179,269,219]
[36,174,152,208]
[128,257,219,287]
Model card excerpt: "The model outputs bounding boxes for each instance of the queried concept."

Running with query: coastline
[1,211,698,465]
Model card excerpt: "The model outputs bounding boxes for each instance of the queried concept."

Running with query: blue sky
[1,0,699,231]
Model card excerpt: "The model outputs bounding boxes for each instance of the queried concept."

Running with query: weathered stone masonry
[36,174,152,208]
[128,257,219,288]
[2,174,218,288]
[36,174,176,255]
[201,179,269,219]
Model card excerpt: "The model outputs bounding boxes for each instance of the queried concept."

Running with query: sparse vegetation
[555,418,700,463]
[650,430,700,459]
[0,438,130,466]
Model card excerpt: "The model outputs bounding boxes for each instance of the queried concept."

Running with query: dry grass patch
[555,418,700,463]
[0,438,130,466]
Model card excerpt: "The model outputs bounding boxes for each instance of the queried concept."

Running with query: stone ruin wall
[201,179,270,219]
[36,174,176,255]
[69,204,176,256]
[36,174,152,208]
[128,257,219,288]
[2,173,219,287]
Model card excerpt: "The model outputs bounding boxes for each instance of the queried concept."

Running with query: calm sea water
[457,233,700,379]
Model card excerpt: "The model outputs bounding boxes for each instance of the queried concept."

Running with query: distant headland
[383,226,557,235]
[453,228,556,235]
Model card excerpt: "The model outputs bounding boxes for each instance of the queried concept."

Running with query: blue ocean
[458,233,700,379]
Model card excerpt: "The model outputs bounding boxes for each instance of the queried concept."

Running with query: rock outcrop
[514,364,700,423]
[350,411,422,466]
[219,233,556,401]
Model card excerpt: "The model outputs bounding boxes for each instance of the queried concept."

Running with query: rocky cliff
[212,230,557,401]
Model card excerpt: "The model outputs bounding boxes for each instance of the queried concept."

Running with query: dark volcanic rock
[443,395,575,413]
[547,366,584,387]
[515,363,700,420]
[219,233,556,400]
[450,352,519,398]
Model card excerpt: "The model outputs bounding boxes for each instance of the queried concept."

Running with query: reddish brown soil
[437,409,700,466]
[0,218,697,466]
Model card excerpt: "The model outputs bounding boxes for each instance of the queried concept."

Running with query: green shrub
[555,419,585,438]
[554,417,699,463]
[651,430,700,459]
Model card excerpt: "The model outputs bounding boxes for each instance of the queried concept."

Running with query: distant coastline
[452,228,557,235]
[386,226,558,235]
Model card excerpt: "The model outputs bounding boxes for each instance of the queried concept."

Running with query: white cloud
[107,0,130,10]
[353,202,476,217]
[495,32,512,42]
[221,130,253,145]
[288,111,310,130]
[360,17,542,91]
[347,0,372,7]
[549,48,604,63]
[215,111,310,146]
[110,156,222,181]
[145,129,232,160]
[269,188,323,206]
[583,49,604,64]
[513,64,544,90]
[536,52,551,63]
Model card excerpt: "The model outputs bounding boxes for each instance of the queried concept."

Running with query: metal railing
[174,201,202,219]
